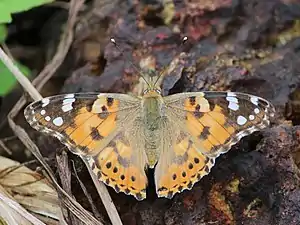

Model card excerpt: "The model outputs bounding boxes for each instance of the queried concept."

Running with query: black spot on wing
[107,97,114,107]
[189,96,196,106]
[199,126,210,140]
[106,162,112,169]
[90,127,104,140]
[98,106,109,119]
[194,104,201,118]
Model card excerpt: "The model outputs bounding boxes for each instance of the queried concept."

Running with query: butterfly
[24,39,275,200]
[24,80,275,200]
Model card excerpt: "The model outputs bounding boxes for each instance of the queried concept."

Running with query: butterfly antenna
[110,38,151,87]
[153,36,188,87]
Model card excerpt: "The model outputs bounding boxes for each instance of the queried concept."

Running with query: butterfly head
[138,67,163,98]
[143,86,162,98]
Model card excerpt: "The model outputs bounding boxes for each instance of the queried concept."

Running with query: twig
[0,158,47,179]
[0,136,17,142]
[56,150,79,224]
[0,191,46,225]
[33,0,83,90]
[8,119,102,225]
[1,42,15,60]
[83,158,123,225]
[0,0,82,130]
[46,1,87,11]
[0,0,85,124]
[0,140,12,155]
[72,161,104,222]
[0,47,42,101]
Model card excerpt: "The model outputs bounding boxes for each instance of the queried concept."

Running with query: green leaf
[0,61,30,96]
[0,25,7,42]
[0,0,54,23]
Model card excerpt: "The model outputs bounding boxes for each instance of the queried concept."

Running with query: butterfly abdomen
[141,96,166,167]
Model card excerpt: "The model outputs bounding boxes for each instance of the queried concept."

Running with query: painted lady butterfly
[24,46,275,201]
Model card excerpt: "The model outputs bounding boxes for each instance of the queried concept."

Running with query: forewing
[155,91,275,198]
[24,93,148,200]
[164,91,275,157]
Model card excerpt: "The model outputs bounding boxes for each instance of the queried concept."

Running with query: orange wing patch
[184,96,236,156]
[24,93,145,199]
[156,133,214,198]
[162,91,275,198]
[89,136,147,200]
[59,96,120,155]
[183,93,274,157]
[184,95,210,112]
[64,108,117,155]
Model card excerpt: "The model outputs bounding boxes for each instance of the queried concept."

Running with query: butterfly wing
[155,91,275,198]
[24,93,148,200]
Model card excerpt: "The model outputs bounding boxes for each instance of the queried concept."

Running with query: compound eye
[156,89,162,95]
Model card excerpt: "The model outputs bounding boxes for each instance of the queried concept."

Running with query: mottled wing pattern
[154,119,216,198]
[88,127,149,200]
[155,91,275,198]
[24,93,148,200]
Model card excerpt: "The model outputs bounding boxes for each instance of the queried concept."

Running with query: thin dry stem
[0,140,12,155]
[83,159,123,225]
[0,192,46,225]
[56,150,79,224]
[8,118,102,225]
[0,47,42,101]
[72,161,104,222]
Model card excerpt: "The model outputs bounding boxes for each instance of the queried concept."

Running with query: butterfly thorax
[142,89,164,167]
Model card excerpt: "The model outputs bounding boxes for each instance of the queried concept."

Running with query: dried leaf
[0,156,64,224]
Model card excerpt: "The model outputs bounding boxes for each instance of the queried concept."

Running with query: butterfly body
[141,88,166,167]
[25,83,275,200]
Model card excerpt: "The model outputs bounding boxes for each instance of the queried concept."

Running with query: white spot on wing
[254,108,260,114]
[228,102,239,111]
[227,92,237,97]
[45,116,51,121]
[226,96,238,103]
[40,110,46,115]
[62,104,73,112]
[62,97,75,112]
[42,98,50,107]
[53,117,63,126]
[249,115,255,120]
[250,96,259,105]
[226,92,239,111]
[63,98,75,104]
[65,94,75,98]
[237,115,247,125]
[263,114,268,121]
